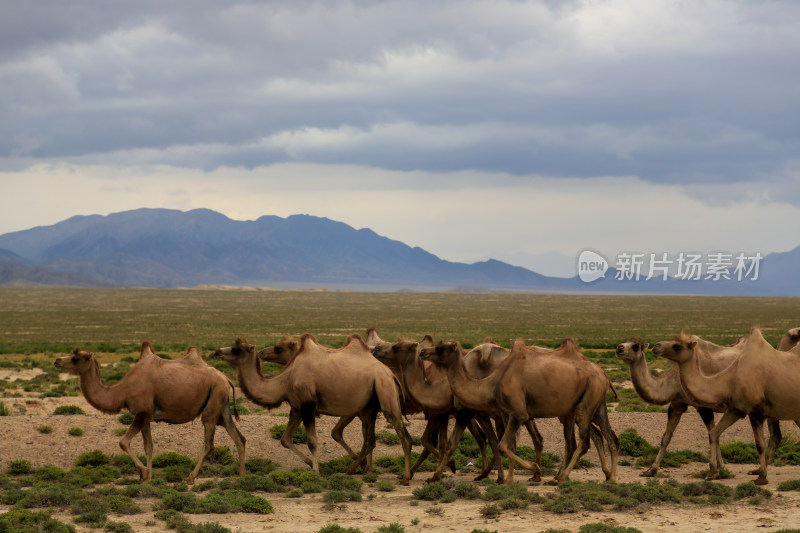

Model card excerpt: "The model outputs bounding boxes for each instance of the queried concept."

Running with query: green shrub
[152,452,195,469]
[324,490,362,503]
[376,523,404,533]
[412,481,450,501]
[117,412,134,425]
[54,405,85,415]
[618,429,657,457]
[720,441,759,463]
[8,460,32,475]
[104,521,133,533]
[375,431,400,445]
[578,524,644,533]
[376,480,395,492]
[270,424,307,443]
[107,494,142,514]
[777,479,800,492]
[326,473,362,492]
[37,425,53,434]
[35,465,66,481]
[733,481,772,501]
[244,457,278,475]
[68,427,83,436]
[317,525,363,533]
[0,508,76,533]
[76,450,111,467]
[479,503,501,518]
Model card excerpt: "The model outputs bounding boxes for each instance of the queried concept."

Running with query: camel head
[258,336,300,365]
[419,340,462,368]
[54,348,96,374]
[616,337,649,364]
[214,338,257,366]
[652,334,696,363]
[778,327,800,352]
[372,339,419,366]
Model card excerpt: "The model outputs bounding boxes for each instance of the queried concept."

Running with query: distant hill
[0,208,796,295]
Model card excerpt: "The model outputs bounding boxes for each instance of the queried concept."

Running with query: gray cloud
[1,0,798,204]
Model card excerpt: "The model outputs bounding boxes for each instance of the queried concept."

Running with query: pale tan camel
[54,342,246,483]
[653,328,800,484]
[615,336,743,476]
[215,334,414,484]
[372,338,503,482]
[778,327,800,352]
[421,338,618,485]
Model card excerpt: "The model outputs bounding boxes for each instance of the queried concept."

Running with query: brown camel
[373,338,502,482]
[215,334,414,484]
[653,328,800,484]
[421,338,618,485]
[778,327,800,352]
[615,336,743,476]
[54,342,246,483]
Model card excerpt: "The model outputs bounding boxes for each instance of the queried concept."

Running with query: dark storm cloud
[1,0,798,201]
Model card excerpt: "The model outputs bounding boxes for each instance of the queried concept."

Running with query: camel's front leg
[300,403,320,472]
[748,413,769,485]
[708,409,744,480]
[643,402,688,477]
[280,408,313,467]
[119,413,150,480]
[523,419,544,482]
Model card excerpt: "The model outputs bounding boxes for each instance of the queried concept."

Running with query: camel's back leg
[523,419,543,482]
[300,403,321,473]
[119,413,151,481]
[642,402,689,477]
[331,415,359,460]
[219,402,247,477]
[280,408,313,467]
[186,416,217,484]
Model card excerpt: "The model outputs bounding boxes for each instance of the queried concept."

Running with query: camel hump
[139,341,156,360]
[481,337,497,345]
[180,346,207,367]
[344,333,369,351]
[419,334,435,350]
[478,343,494,366]
[299,332,319,351]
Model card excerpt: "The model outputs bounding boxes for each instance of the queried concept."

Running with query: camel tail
[229,380,240,422]
[607,380,618,401]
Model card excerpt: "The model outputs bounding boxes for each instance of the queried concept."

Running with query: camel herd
[53,326,800,489]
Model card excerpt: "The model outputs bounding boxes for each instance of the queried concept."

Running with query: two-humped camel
[372,338,507,482]
[54,342,246,483]
[616,335,748,476]
[421,338,618,485]
[653,327,800,485]
[215,334,414,484]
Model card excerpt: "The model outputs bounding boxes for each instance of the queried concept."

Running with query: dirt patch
[2,394,800,532]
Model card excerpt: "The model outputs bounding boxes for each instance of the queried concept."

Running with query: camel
[215,334,414,484]
[653,328,800,484]
[778,327,800,352]
[372,338,504,482]
[54,342,246,483]
[421,338,618,485]
[615,336,744,476]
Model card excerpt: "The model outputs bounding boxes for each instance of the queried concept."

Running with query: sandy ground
[3,378,800,532]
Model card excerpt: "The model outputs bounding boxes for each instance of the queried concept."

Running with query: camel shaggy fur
[54,342,246,483]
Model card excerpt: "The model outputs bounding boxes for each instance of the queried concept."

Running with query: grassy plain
[0,286,798,354]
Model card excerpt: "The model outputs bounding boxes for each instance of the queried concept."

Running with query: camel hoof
[529,473,542,483]
[425,475,442,484]
[545,478,560,486]
[399,478,410,487]
[705,471,719,481]
[448,460,456,474]
[748,468,763,476]
[754,477,768,486]
[473,472,488,481]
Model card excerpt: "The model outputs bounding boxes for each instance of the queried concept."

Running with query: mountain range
[0,208,796,295]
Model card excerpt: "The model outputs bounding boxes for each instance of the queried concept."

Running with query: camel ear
[643,343,650,352]
[687,341,697,350]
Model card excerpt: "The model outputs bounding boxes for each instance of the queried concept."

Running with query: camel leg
[589,425,609,480]
[438,414,457,473]
[696,407,723,471]
[555,409,593,484]
[141,420,154,481]
[347,412,377,475]
[119,413,150,480]
[280,408,313,467]
[300,403,321,472]
[186,419,217,484]
[409,416,436,477]
[748,413,770,485]
[552,414,577,484]
[497,415,541,486]
[331,415,359,460]
[431,410,471,482]
[477,414,505,484]
[219,404,247,477]
[643,402,688,477]
[523,419,543,482]
[468,417,494,481]
[755,418,782,473]
[708,409,744,480]
[381,408,411,485]
[594,403,619,482]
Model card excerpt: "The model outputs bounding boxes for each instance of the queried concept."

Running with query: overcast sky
[1,0,798,276]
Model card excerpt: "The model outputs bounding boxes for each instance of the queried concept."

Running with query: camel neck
[401,354,452,411]
[78,360,126,414]
[236,354,287,408]
[676,350,731,409]
[445,354,494,411]
[628,356,677,405]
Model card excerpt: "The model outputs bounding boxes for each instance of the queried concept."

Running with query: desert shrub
[323,490,362,503]
[319,455,357,476]
[16,482,83,509]
[479,503,501,518]
[152,452,195,469]
[412,481,450,501]
[8,460,32,475]
[154,509,231,533]
[579,524,644,533]
[361,472,378,483]
[37,425,53,434]
[218,474,279,493]
[0,508,76,533]
[107,494,142,514]
[375,431,400,445]
[270,423,307,443]
[720,441,759,463]
[618,429,657,457]
[317,525,363,533]
[285,488,303,498]
[376,523,404,533]
[376,480,395,492]
[206,447,235,465]
[636,448,707,468]
[777,479,800,492]
[733,481,772,501]
[681,481,732,504]
[54,405,85,415]
[104,521,133,533]
[68,427,83,436]
[451,480,481,499]
[244,457,278,475]
[76,450,111,467]
[34,465,66,482]
[327,473,362,492]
